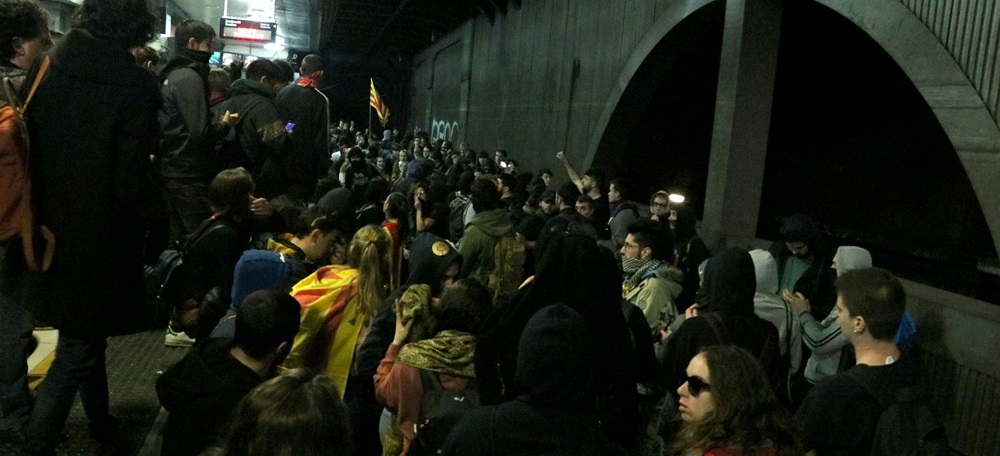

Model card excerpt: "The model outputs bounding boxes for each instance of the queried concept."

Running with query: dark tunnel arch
[585,0,997,300]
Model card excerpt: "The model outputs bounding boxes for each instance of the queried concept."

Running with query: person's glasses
[686,376,711,396]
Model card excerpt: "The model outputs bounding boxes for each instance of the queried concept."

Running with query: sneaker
[164,327,195,347]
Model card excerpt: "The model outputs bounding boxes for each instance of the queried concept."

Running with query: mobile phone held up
[285,122,296,133]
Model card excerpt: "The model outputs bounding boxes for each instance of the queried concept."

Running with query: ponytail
[345,225,393,318]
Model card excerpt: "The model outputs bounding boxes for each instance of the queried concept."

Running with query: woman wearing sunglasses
[671,345,805,456]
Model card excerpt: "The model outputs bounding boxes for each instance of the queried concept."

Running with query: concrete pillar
[702,0,783,248]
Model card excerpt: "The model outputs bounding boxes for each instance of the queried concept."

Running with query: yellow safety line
[28,351,56,390]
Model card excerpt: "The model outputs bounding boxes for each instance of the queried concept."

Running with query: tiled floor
[1,329,188,456]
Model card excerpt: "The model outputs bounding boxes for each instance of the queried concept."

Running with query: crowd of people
[0,0,937,455]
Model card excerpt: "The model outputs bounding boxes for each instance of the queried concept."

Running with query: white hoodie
[750,250,803,378]
[798,246,872,383]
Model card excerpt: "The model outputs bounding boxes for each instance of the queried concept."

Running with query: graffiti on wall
[431,119,459,142]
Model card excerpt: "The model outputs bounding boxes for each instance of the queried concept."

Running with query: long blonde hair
[344,225,393,318]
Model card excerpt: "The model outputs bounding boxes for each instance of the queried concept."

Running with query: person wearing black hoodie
[660,247,782,395]
[475,230,638,449]
[218,59,288,198]
[156,290,300,456]
[444,304,627,456]
[157,19,236,244]
[353,232,462,455]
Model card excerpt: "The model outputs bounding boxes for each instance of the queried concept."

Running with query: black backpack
[844,369,949,456]
[142,218,227,328]
[410,369,480,456]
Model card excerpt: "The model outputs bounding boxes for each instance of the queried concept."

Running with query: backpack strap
[21,56,50,114]
[18,56,53,272]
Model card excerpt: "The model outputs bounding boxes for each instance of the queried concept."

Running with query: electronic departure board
[219,17,277,43]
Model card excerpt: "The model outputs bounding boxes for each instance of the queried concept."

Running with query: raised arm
[556,150,584,192]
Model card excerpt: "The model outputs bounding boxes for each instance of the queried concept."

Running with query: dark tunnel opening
[608,1,998,301]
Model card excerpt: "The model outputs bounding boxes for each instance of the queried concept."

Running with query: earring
[853,328,862,334]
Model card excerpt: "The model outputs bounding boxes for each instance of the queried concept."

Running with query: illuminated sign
[219,17,277,43]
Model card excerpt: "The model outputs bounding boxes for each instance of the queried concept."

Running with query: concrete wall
[410,1,1000,453]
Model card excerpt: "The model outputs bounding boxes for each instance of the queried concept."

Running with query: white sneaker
[164,327,195,347]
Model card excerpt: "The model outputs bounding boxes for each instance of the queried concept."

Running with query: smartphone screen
[285,122,296,133]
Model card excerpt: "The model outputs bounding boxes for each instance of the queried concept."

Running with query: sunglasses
[686,375,711,397]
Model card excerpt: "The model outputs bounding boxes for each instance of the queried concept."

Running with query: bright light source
[264,43,285,52]
[668,193,685,204]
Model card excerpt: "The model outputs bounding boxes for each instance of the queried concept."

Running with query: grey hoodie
[799,246,872,383]
[750,250,803,377]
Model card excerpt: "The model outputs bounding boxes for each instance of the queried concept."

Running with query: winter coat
[661,248,781,393]
[157,48,223,181]
[275,81,330,189]
[444,305,627,456]
[458,208,514,286]
[218,78,286,193]
[624,263,684,332]
[17,29,159,338]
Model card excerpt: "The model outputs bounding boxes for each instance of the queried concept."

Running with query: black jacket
[444,305,627,456]
[17,29,159,338]
[218,78,287,195]
[661,248,781,392]
[275,82,330,189]
[156,338,263,456]
[157,48,225,180]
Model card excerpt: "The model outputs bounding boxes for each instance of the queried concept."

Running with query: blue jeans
[22,335,110,455]
[0,243,33,433]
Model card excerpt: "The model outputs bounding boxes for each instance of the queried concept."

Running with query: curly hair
[671,345,805,456]
[0,0,48,61]
[72,0,160,49]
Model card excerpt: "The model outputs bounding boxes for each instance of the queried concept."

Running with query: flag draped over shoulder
[369,78,390,126]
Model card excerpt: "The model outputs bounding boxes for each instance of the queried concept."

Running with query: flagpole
[368,106,372,141]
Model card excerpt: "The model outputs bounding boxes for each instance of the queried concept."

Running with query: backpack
[410,369,480,456]
[844,368,949,456]
[486,230,526,308]
[143,218,227,329]
[144,248,184,327]
[448,195,471,242]
[0,56,54,272]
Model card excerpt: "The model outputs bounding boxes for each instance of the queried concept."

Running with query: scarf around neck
[296,71,323,89]
[396,330,477,377]
[622,256,663,294]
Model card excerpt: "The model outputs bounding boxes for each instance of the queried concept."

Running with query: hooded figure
[661,247,781,395]
[443,305,627,456]
[798,246,871,384]
[750,249,803,394]
[474,231,637,448]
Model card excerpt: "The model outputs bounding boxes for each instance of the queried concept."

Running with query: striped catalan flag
[369,78,390,126]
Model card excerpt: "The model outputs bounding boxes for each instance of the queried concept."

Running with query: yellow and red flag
[369,78,390,126]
